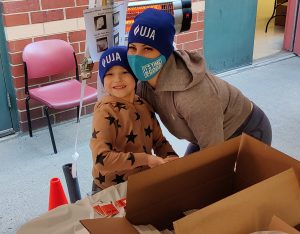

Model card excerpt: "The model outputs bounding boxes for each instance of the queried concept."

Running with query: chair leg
[25,96,33,137]
[44,106,57,154]
[76,106,80,123]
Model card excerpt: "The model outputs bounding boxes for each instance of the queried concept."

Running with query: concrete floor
[0,53,300,234]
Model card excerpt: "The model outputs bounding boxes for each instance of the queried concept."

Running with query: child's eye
[105,73,112,77]
[123,71,129,74]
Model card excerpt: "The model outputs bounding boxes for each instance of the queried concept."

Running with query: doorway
[253,0,287,60]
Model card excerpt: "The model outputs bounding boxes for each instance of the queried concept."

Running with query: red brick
[2,0,40,14]
[183,39,203,51]
[41,0,75,10]
[76,0,88,6]
[34,33,68,42]
[7,39,33,53]
[192,13,198,23]
[79,41,86,52]
[198,30,203,40]
[20,107,43,121]
[19,116,52,132]
[66,6,87,19]
[9,52,23,65]
[55,108,78,123]
[11,64,25,78]
[30,9,64,24]
[16,88,26,99]
[175,32,198,44]
[17,98,43,111]
[70,42,79,53]
[85,102,96,115]
[189,21,204,32]
[175,43,183,50]
[68,31,86,42]
[198,11,205,21]
[3,13,29,27]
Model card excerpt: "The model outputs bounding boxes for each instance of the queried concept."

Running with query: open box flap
[80,218,138,234]
[126,136,241,230]
[267,216,300,234]
[235,134,300,190]
[173,167,300,234]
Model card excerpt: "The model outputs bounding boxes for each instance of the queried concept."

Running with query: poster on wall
[83,2,127,62]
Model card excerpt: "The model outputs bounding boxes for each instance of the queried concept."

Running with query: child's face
[127,43,161,59]
[104,66,136,102]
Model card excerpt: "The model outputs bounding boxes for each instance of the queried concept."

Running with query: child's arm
[151,112,178,158]
[90,104,162,175]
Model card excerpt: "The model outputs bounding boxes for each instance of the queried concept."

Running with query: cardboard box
[81,134,300,233]
[267,216,300,234]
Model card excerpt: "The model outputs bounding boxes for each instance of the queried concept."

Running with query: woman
[127,8,272,155]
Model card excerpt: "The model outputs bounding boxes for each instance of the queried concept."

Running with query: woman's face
[127,43,161,58]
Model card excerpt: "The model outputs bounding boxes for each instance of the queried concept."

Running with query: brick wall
[1,0,205,133]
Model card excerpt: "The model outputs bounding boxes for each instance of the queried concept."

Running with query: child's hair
[98,46,137,85]
[128,8,176,60]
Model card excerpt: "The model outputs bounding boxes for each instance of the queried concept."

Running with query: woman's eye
[144,47,153,51]
[128,45,136,51]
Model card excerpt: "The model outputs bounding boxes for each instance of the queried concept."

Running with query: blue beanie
[99,46,136,85]
[128,8,175,59]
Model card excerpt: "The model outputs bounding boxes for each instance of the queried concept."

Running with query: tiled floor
[253,18,285,60]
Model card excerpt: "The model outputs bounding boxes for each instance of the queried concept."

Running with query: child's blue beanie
[128,8,175,59]
[99,46,136,85]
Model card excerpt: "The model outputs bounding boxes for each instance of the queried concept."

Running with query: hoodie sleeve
[90,103,151,176]
[150,110,178,158]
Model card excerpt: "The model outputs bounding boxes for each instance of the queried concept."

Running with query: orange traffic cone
[48,177,68,210]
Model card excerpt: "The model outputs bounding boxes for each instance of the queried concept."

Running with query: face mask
[127,54,166,81]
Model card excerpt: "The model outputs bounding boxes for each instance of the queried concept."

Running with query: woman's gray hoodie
[137,50,252,149]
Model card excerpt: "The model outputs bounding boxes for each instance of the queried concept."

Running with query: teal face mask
[127,54,166,81]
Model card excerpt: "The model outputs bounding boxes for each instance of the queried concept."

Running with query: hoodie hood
[155,50,207,92]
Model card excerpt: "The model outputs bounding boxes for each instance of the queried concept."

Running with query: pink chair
[23,39,97,154]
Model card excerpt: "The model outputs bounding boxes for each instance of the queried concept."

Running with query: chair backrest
[22,39,77,79]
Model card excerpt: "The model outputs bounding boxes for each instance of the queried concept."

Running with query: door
[0,11,18,137]
[283,0,300,55]
[203,0,258,73]
[293,1,300,54]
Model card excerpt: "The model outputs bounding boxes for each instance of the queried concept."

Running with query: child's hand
[148,155,166,168]
[164,156,179,163]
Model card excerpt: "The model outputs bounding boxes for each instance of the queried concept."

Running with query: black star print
[114,102,127,111]
[112,174,125,184]
[136,97,144,105]
[135,112,140,120]
[126,130,137,143]
[144,125,153,137]
[106,142,113,150]
[162,139,168,144]
[143,146,147,153]
[115,119,121,128]
[127,153,135,165]
[96,173,105,184]
[150,111,156,119]
[92,129,100,138]
[105,115,115,125]
[96,153,106,166]
[167,152,176,156]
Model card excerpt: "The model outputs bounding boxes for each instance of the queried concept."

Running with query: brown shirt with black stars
[90,95,177,190]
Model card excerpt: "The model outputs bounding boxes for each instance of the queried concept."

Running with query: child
[90,46,178,190]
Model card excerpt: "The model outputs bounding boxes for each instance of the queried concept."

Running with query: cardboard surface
[173,167,300,234]
[268,216,300,234]
[126,134,299,230]
[80,218,138,234]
